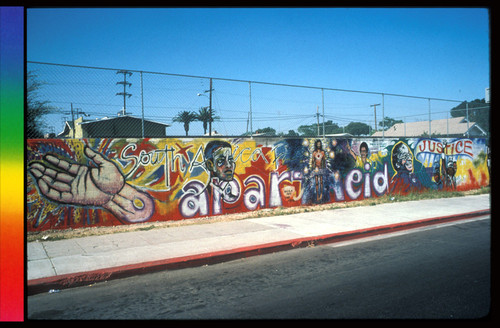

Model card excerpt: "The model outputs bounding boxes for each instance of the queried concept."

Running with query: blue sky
[27,7,490,136]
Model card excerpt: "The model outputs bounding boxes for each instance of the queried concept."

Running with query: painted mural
[27,137,490,231]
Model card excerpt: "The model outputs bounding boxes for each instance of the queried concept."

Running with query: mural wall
[27,137,490,231]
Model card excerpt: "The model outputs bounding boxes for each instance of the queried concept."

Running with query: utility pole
[116,70,132,116]
[370,103,380,132]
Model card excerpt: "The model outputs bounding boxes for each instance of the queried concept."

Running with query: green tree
[345,122,371,135]
[298,120,342,136]
[379,117,403,131]
[255,127,276,136]
[450,99,489,134]
[173,111,197,136]
[196,107,219,135]
[285,129,299,137]
[27,71,55,138]
[297,124,316,136]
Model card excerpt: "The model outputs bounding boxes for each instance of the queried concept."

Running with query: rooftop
[371,116,486,137]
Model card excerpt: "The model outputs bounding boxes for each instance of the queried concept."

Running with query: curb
[27,209,490,295]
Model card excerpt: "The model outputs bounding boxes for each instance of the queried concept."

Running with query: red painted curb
[27,209,490,295]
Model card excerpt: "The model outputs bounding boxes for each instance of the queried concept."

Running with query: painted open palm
[29,147,154,223]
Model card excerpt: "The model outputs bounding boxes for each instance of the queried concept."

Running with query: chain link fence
[27,61,489,139]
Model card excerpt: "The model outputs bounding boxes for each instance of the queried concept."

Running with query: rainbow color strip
[0,6,24,322]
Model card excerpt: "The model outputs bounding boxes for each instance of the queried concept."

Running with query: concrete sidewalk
[27,194,491,295]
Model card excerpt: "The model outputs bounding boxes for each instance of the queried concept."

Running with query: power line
[30,61,485,137]
[28,61,465,103]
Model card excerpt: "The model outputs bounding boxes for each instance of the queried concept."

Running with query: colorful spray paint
[27,137,490,232]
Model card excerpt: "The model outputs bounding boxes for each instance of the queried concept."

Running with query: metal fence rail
[27,61,487,139]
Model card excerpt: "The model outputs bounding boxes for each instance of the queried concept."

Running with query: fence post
[428,98,431,136]
[382,93,385,139]
[141,71,144,138]
[404,116,406,137]
[447,111,449,137]
[322,88,325,138]
[71,103,75,138]
[249,81,253,138]
[466,101,469,137]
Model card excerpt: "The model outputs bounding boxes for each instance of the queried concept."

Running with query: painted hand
[29,147,125,206]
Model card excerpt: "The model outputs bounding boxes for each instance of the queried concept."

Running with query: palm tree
[173,111,197,136]
[196,107,220,135]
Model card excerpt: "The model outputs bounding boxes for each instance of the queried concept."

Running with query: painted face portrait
[211,146,235,181]
[433,166,441,183]
[204,140,235,182]
[447,161,456,176]
[359,142,369,161]
[393,142,413,172]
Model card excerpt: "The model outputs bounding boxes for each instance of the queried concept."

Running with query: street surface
[28,216,490,320]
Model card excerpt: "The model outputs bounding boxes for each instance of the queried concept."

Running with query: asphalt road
[28,216,491,320]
